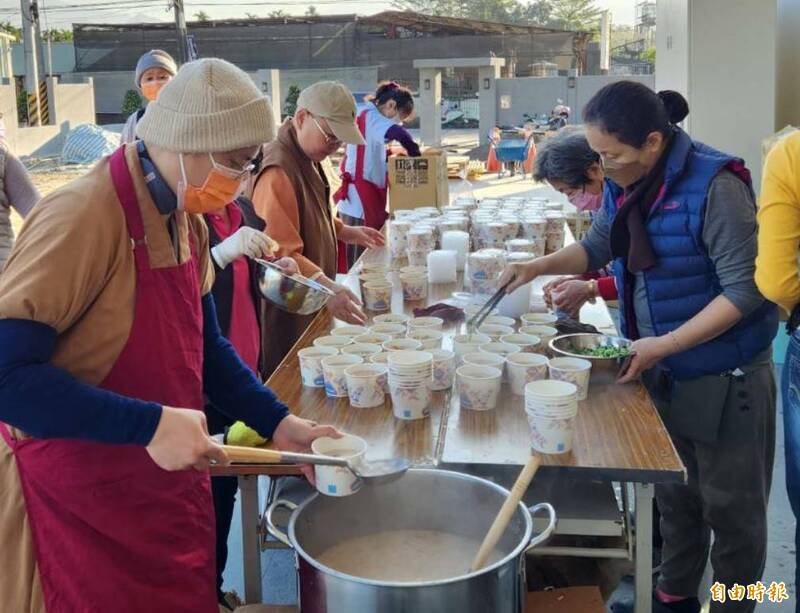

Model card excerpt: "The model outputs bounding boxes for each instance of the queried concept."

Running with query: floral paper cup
[345,364,387,408]
[399,266,427,276]
[400,273,428,302]
[526,411,577,455]
[368,352,390,391]
[462,351,506,376]
[506,352,548,396]
[500,333,541,353]
[298,346,339,387]
[359,272,390,289]
[320,354,363,398]
[373,313,410,325]
[457,365,502,411]
[353,332,391,346]
[341,343,383,360]
[313,335,354,351]
[406,250,429,267]
[370,323,406,340]
[363,281,393,312]
[407,328,443,350]
[548,357,592,401]
[453,333,492,363]
[408,316,445,331]
[430,349,456,391]
[521,313,558,326]
[331,325,369,338]
[477,324,515,341]
[361,262,389,274]
[311,434,367,497]
[382,338,424,352]
[407,229,435,252]
[479,342,522,359]
[519,325,559,350]
[467,250,506,294]
[483,315,516,328]
[389,381,432,420]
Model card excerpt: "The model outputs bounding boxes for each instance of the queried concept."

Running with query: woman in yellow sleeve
[755,129,800,602]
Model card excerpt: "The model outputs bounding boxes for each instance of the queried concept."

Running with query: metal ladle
[222,445,410,486]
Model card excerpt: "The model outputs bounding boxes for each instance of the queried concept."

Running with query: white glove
[211,226,273,269]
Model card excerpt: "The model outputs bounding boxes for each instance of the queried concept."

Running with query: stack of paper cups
[427,250,458,284]
[525,379,579,454]
[441,230,470,271]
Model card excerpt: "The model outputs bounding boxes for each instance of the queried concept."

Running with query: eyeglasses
[210,153,258,180]
[311,115,341,146]
[248,148,264,176]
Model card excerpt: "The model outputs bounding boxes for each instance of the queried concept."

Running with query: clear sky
[0,0,637,29]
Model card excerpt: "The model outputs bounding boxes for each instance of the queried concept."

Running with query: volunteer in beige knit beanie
[136,57,275,214]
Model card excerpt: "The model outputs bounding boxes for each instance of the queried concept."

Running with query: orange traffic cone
[523,140,537,174]
[486,145,500,173]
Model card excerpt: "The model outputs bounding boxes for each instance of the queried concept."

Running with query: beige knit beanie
[136,57,275,153]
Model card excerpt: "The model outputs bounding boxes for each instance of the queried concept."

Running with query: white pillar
[778,0,800,127]
[599,10,611,74]
[478,64,501,146]
[45,75,57,125]
[21,0,41,125]
[257,69,282,125]
[0,39,12,82]
[418,67,442,147]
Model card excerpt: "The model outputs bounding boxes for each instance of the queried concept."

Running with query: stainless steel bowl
[549,333,633,383]
[256,259,334,315]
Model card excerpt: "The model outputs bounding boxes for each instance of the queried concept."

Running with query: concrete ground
[219,171,796,610]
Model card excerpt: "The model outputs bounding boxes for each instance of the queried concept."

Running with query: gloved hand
[211,227,274,269]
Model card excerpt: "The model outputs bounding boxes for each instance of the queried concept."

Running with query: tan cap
[296,81,364,145]
[136,58,275,153]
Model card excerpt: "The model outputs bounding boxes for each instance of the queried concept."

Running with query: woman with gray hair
[534,127,604,212]
[535,128,616,315]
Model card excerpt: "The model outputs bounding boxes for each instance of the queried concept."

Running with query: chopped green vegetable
[572,345,631,358]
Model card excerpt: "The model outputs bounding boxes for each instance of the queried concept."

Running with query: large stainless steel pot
[266,468,556,613]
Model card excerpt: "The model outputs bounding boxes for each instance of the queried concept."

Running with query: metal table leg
[239,475,263,604]
[634,482,654,613]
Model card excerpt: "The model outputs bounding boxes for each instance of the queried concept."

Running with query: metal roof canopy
[413,57,506,69]
[73,10,579,38]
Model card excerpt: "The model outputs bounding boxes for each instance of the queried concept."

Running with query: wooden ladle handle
[470,454,542,572]
[222,445,285,464]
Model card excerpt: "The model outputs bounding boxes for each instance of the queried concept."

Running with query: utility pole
[172,0,189,65]
[20,0,42,126]
[599,10,611,75]
[31,1,46,81]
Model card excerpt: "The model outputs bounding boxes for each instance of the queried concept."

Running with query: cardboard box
[525,586,605,613]
[388,150,449,211]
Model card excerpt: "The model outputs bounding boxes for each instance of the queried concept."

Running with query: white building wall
[777,0,800,128]
[657,0,777,189]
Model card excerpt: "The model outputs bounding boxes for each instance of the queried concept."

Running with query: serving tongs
[466,281,512,333]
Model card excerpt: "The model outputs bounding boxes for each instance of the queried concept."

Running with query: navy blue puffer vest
[604,129,777,380]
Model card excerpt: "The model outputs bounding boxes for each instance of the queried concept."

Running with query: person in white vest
[334,81,421,270]
[0,143,41,271]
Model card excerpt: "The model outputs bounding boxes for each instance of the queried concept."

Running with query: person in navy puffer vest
[501,81,777,613]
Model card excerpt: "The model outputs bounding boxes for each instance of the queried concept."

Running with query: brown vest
[258,120,338,376]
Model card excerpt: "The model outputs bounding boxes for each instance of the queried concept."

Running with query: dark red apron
[335,108,389,272]
[0,146,216,612]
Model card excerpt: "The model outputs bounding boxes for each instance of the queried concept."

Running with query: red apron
[0,146,216,613]
[335,109,389,272]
